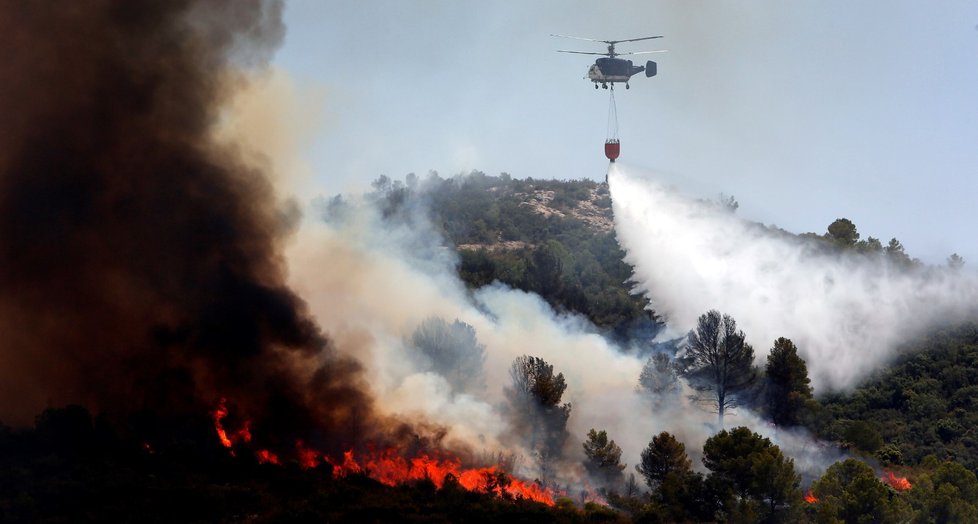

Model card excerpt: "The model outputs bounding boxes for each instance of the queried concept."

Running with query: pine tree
[582,429,626,490]
[504,355,572,480]
[764,337,813,427]
[679,310,757,427]
[636,431,691,490]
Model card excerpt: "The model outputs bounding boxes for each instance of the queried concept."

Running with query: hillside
[369,171,663,345]
[366,171,978,521]
[817,322,978,470]
[7,170,978,523]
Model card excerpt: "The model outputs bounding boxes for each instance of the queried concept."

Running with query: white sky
[274,1,978,264]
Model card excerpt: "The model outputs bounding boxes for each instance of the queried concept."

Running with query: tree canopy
[827,218,860,247]
[637,353,679,409]
[811,458,910,524]
[504,355,572,480]
[764,337,814,427]
[702,427,802,523]
[410,316,487,394]
[636,431,691,491]
[582,429,626,491]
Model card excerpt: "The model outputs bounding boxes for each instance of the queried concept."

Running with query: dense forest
[7,171,978,523]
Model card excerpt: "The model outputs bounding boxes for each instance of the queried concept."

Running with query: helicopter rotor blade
[617,50,669,56]
[606,36,664,44]
[550,33,602,42]
[556,50,607,55]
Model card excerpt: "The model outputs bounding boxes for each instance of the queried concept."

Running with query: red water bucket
[604,140,620,162]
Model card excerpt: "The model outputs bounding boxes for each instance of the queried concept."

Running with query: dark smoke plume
[0,0,372,455]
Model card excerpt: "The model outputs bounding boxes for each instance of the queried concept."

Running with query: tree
[749,446,803,521]
[410,317,486,394]
[702,427,774,500]
[842,420,883,453]
[826,218,860,247]
[855,236,883,255]
[622,473,640,498]
[908,459,978,524]
[885,238,916,269]
[764,337,814,427]
[503,355,572,477]
[947,253,965,271]
[812,458,910,524]
[638,353,679,409]
[702,427,801,523]
[718,193,739,213]
[633,433,722,522]
[680,310,757,427]
[529,240,567,295]
[636,431,692,490]
[582,429,626,490]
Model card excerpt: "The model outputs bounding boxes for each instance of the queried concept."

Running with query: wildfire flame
[804,490,818,504]
[212,400,555,506]
[211,398,253,456]
[881,471,912,491]
[256,449,280,465]
[276,442,555,505]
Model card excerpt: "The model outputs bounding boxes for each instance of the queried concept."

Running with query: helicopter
[551,34,666,89]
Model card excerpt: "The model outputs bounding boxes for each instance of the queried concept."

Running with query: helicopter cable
[606,88,618,142]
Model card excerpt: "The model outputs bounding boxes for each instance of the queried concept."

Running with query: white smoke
[609,164,978,391]
[282,189,735,483]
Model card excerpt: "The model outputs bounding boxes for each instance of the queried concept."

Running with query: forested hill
[7,172,978,522]
[365,171,957,346]
[366,171,662,346]
[372,170,978,476]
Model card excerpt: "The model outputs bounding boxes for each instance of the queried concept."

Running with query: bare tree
[678,310,756,427]
[622,472,641,498]
[637,352,679,409]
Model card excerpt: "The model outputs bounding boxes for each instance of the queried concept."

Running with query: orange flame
[804,490,818,504]
[211,398,233,450]
[881,471,912,491]
[581,486,607,506]
[237,420,252,443]
[209,400,554,506]
[325,447,555,505]
[295,440,323,469]
[210,398,254,455]
[256,449,280,465]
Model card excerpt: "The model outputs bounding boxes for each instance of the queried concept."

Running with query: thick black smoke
[0,0,372,454]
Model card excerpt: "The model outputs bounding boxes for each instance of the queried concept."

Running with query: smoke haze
[0,0,375,455]
[609,164,978,391]
[0,0,925,494]
[285,200,664,475]
[284,193,849,482]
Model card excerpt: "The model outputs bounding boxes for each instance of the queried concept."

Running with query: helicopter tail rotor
[645,60,657,77]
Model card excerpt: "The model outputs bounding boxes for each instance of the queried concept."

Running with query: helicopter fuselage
[587,57,656,87]
[552,34,663,89]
